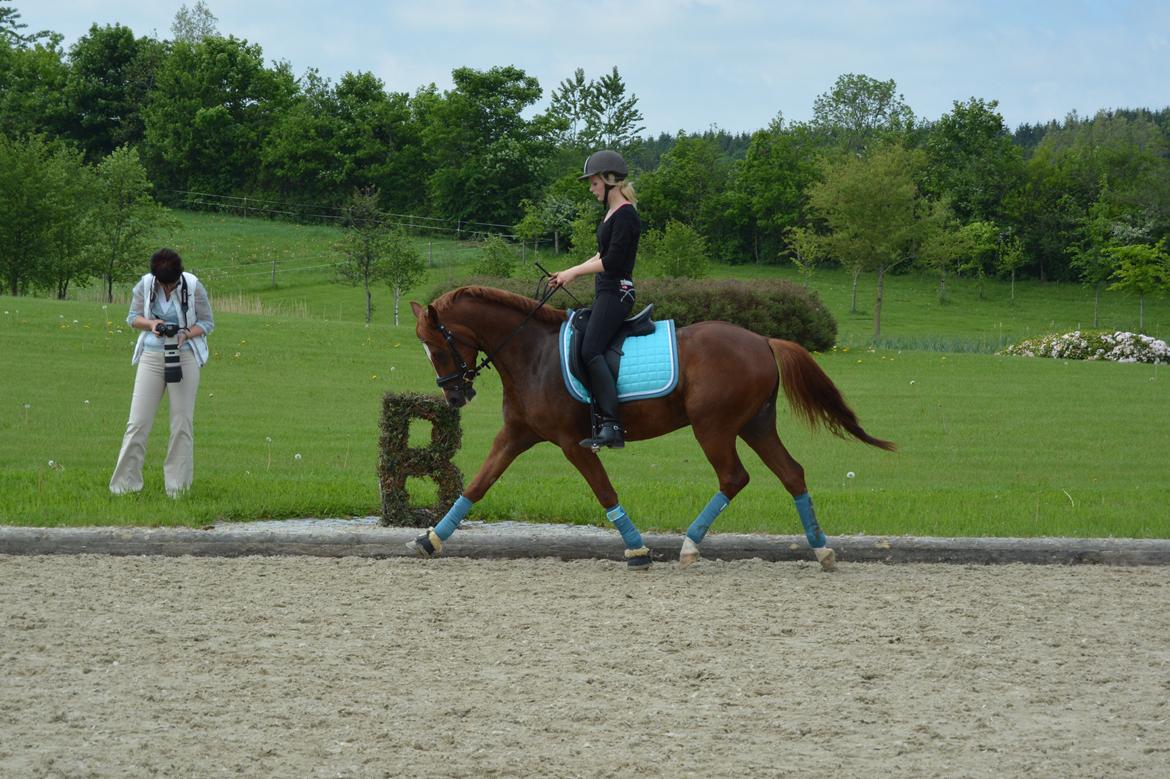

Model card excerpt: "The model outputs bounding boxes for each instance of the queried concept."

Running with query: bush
[641,220,710,279]
[1002,330,1170,364]
[428,276,838,351]
[470,234,518,278]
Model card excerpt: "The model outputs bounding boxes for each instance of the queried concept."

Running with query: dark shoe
[579,421,625,450]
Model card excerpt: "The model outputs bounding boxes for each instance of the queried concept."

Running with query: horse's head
[410,301,480,408]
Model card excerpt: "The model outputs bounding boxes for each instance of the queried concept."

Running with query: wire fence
[162,188,562,250]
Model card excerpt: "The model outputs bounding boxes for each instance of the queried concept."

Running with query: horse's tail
[768,339,897,452]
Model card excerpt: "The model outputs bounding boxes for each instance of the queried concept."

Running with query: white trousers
[110,350,202,496]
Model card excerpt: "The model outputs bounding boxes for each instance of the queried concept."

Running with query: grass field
[3,209,1168,537]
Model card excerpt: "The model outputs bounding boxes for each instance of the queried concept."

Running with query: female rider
[548,150,641,450]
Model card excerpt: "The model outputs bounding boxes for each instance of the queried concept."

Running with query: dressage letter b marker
[378,392,464,526]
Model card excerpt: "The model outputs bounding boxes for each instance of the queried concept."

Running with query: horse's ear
[425,304,439,325]
[409,301,423,319]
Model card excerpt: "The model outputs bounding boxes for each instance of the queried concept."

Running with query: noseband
[433,319,483,398]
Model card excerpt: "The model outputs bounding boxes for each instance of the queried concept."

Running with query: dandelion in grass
[294,453,302,462]
[266,436,273,470]
[847,471,856,480]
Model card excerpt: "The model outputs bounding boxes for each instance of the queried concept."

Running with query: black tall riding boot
[580,355,625,449]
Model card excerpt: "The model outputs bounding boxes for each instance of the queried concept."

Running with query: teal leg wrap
[434,495,474,541]
[794,492,826,548]
[606,504,643,550]
[686,492,730,543]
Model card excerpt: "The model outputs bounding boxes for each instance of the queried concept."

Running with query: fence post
[271,259,277,288]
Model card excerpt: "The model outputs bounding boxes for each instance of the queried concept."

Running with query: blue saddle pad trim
[559,314,679,404]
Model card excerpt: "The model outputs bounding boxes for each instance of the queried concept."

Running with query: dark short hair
[150,248,183,283]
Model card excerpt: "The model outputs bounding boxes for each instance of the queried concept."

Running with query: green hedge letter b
[378,392,464,526]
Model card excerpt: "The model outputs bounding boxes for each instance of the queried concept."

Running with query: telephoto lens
[155,322,183,383]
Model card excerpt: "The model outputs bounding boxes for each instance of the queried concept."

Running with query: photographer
[110,248,214,498]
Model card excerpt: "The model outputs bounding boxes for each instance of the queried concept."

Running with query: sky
[21,0,1170,136]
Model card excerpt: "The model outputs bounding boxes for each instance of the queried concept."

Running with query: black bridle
[429,268,578,398]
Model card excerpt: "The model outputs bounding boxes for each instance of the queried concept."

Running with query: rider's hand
[549,269,573,288]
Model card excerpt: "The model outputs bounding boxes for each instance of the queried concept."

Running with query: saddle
[564,304,656,392]
[559,306,680,405]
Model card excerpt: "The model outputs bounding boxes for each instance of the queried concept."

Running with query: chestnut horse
[408,286,894,570]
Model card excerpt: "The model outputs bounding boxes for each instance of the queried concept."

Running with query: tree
[90,145,174,303]
[471,234,518,278]
[423,66,558,225]
[171,1,218,44]
[636,133,729,238]
[548,68,590,148]
[641,221,710,279]
[582,67,645,150]
[142,36,297,194]
[65,24,165,160]
[1069,192,1154,326]
[995,232,1027,304]
[785,226,823,288]
[336,187,394,324]
[0,134,80,295]
[924,98,1024,224]
[734,118,821,262]
[1106,241,1170,331]
[384,229,424,326]
[260,70,426,211]
[547,66,644,151]
[808,142,927,341]
[0,5,52,47]
[916,198,963,304]
[43,155,98,299]
[0,34,70,140]
[955,220,999,300]
[811,73,915,153]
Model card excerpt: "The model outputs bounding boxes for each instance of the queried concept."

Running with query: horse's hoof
[406,529,442,559]
[679,537,701,568]
[814,546,837,572]
[625,546,652,571]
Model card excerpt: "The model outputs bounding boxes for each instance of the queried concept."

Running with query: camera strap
[178,275,190,329]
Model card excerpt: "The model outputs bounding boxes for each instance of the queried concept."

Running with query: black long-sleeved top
[595,203,640,294]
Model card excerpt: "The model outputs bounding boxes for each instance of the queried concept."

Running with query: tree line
[2,3,1169,335]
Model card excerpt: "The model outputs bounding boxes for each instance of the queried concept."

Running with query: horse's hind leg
[739,411,837,572]
[679,424,752,568]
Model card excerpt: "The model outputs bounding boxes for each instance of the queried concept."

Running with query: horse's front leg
[408,425,539,558]
[559,443,652,571]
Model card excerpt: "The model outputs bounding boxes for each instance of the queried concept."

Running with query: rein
[432,282,561,394]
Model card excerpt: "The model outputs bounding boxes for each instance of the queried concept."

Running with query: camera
[154,322,183,383]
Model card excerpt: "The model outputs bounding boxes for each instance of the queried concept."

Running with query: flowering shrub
[1002,330,1170,364]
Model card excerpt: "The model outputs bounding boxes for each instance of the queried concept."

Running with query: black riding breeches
[580,290,634,364]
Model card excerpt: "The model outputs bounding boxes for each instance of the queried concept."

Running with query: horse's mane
[434,286,568,325]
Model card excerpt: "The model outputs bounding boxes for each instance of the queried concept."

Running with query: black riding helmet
[578,149,628,181]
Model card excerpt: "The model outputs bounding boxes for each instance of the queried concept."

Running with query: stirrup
[406,529,443,558]
[579,422,625,451]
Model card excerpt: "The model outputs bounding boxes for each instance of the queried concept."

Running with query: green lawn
[6,209,1169,536]
[2,288,1168,537]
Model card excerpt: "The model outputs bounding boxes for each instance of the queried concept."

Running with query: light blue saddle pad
[558,314,679,405]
